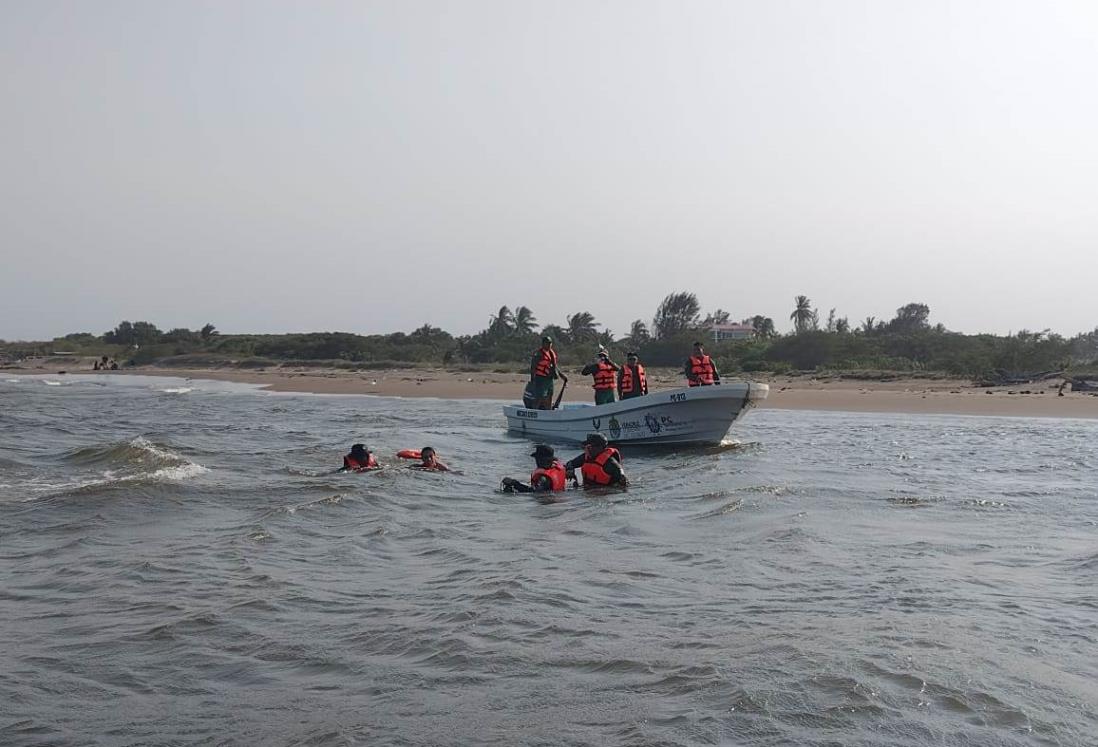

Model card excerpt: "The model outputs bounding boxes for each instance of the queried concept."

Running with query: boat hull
[502,382,768,446]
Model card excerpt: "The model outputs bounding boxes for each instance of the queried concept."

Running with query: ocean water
[1,374,1096,746]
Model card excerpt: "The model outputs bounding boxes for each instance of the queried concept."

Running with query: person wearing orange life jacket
[685,341,721,387]
[529,336,566,410]
[501,444,570,494]
[580,348,619,405]
[340,443,379,472]
[397,446,452,472]
[617,351,648,400]
[564,433,628,488]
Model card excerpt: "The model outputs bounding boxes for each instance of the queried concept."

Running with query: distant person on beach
[340,443,379,472]
[529,336,564,410]
[617,352,648,400]
[564,433,627,488]
[501,444,569,493]
[93,360,100,370]
[581,348,618,405]
[109,360,119,370]
[398,446,452,472]
[685,341,720,387]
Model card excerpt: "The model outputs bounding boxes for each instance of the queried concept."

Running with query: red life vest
[343,453,378,471]
[619,364,646,395]
[688,354,715,386]
[534,348,558,378]
[581,447,622,486]
[530,460,567,491]
[592,360,616,390]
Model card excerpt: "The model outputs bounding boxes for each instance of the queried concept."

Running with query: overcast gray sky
[2,0,1096,340]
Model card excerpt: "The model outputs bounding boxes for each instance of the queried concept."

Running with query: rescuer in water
[500,444,569,493]
[563,433,628,488]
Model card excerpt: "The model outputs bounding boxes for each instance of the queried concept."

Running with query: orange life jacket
[581,447,622,486]
[534,348,558,378]
[619,364,646,395]
[530,460,567,491]
[344,453,378,471]
[688,354,715,386]
[592,360,616,390]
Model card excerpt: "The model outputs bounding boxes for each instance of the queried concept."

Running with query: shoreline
[6,364,1098,419]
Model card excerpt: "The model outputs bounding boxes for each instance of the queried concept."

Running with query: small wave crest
[20,437,211,499]
[65,436,194,469]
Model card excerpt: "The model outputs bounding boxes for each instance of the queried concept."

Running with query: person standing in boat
[581,348,618,405]
[564,433,628,488]
[617,351,648,400]
[529,336,563,410]
[501,444,569,493]
[685,341,720,387]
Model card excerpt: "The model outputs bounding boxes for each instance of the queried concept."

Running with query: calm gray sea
[2,374,1096,746]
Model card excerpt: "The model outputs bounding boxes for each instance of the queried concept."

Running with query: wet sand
[9,364,1098,419]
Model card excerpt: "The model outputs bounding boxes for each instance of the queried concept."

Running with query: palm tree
[489,306,514,337]
[860,316,876,334]
[513,306,537,335]
[540,324,568,345]
[750,315,776,339]
[566,311,600,343]
[652,291,701,339]
[627,319,650,345]
[790,295,814,334]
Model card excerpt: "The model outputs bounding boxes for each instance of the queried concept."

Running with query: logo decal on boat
[591,417,601,430]
[608,416,621,439]
[645,414,661,434]
[516,410,539,419]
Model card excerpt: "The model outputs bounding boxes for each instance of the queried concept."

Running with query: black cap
[542,335,553,343]
[627,351,638,358]
[530,444,555,458]
[582,433,607,448]
[693,340,704,347]
[351,443,367,453]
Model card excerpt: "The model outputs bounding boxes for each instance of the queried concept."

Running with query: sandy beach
[8,363,1098,419]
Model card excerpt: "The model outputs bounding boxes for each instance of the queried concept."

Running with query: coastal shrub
[235,357,279,369]
[157,353,235,367]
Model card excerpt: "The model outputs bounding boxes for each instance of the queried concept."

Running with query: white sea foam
[149,463,211,481]
[43,380,63,386]
[160,387,193,394]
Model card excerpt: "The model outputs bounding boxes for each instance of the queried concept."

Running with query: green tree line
[4,293,1097,380]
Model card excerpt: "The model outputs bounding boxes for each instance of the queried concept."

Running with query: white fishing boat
[502,382,768,446]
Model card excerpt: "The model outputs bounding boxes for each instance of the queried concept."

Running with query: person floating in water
[397,447,452,472]
[564,433,628,488]
[501,444,569,493]
[340,443,379,472]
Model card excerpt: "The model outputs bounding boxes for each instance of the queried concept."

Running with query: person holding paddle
[529,336,567,410]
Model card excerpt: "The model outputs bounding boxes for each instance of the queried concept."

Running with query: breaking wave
[18,437,210,500]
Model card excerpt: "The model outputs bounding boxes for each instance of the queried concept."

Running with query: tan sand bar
[9,365,1098,419]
